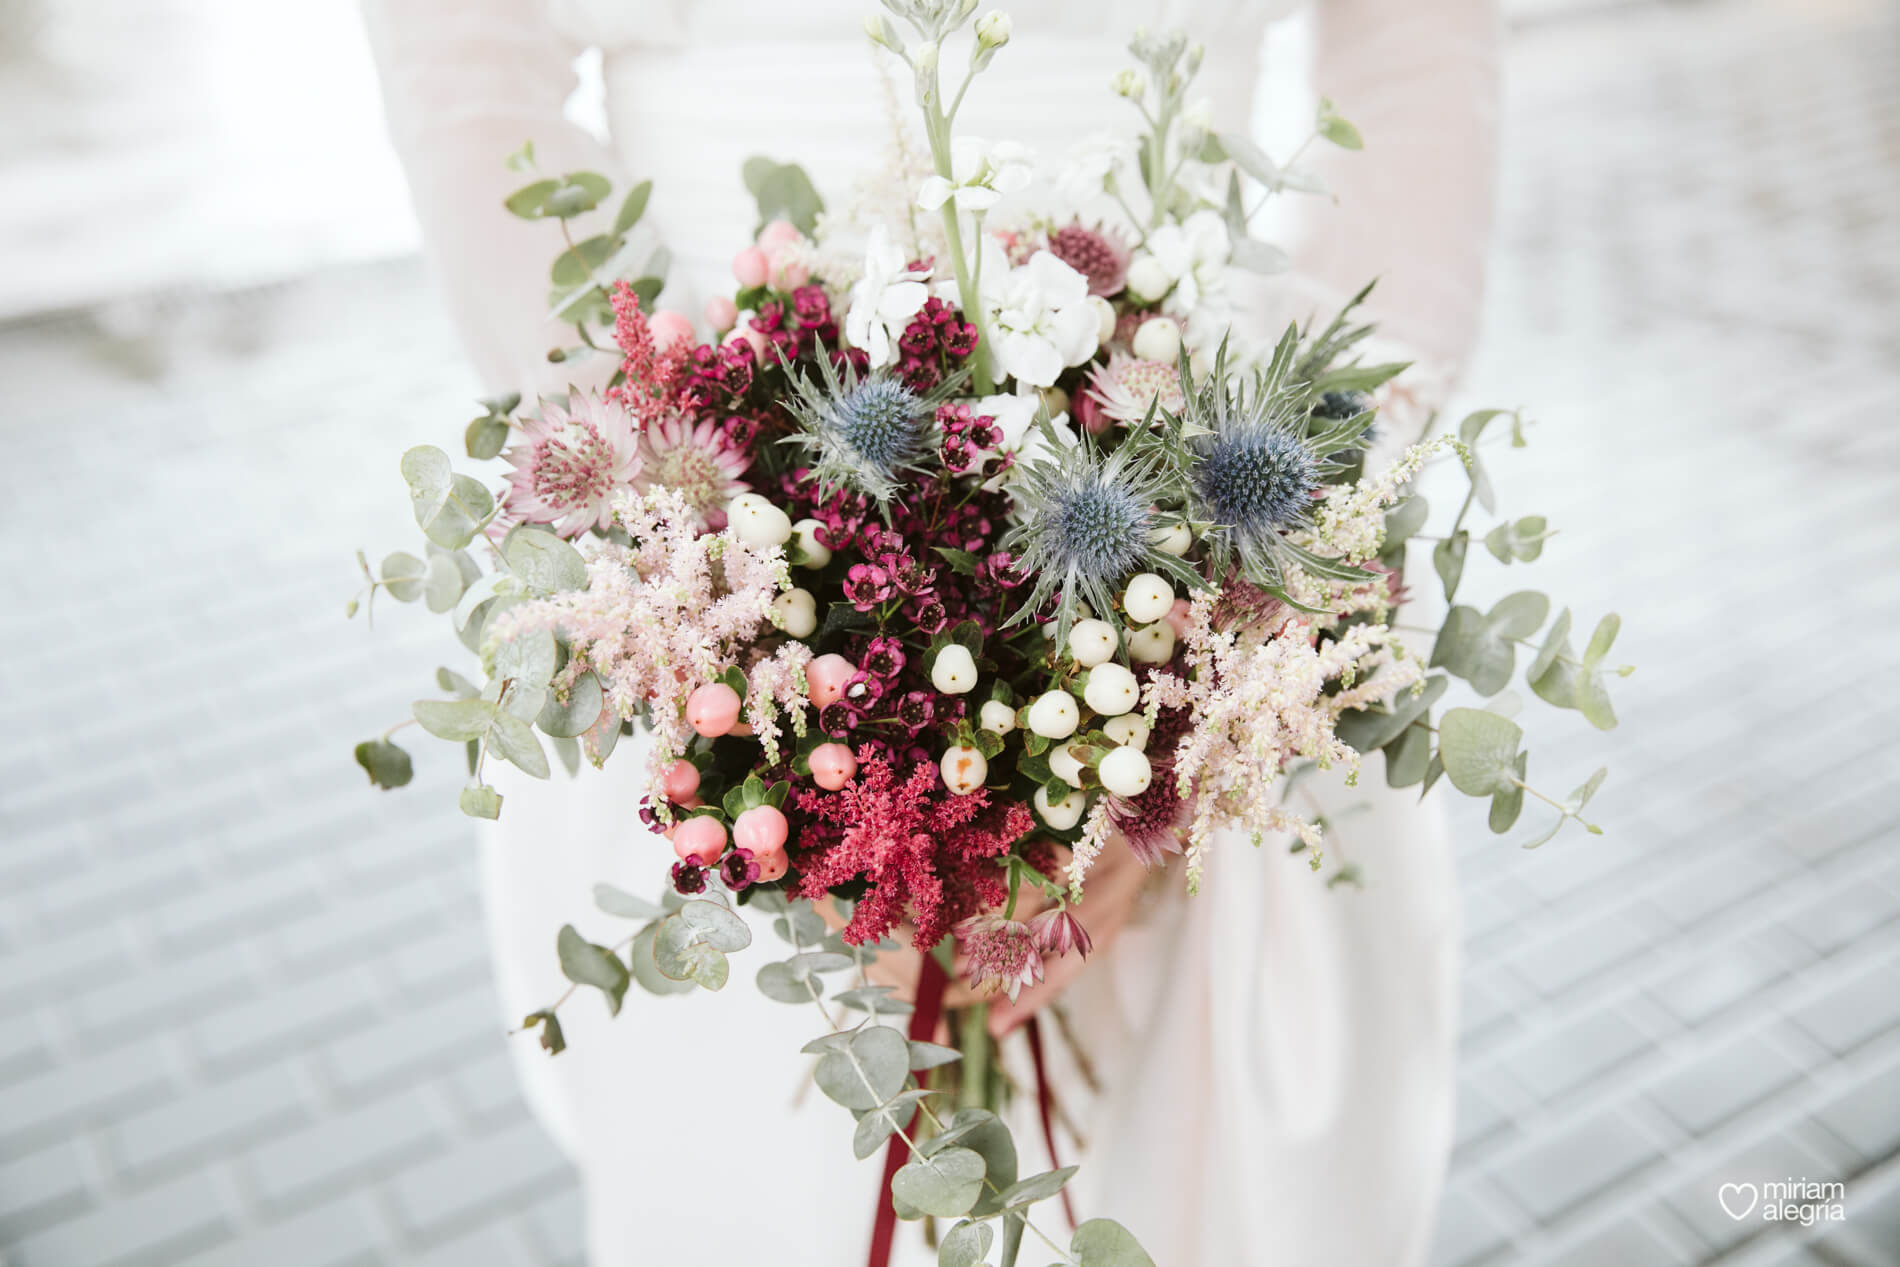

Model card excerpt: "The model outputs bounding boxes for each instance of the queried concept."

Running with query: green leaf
[422,552,466,613]
[537,671,604,739]
[504,178,559,218]
[413,698,496,742]
[1071,1218,1156,1267]
[458,784,502,819]
[1484,515,1548,564]
[909,1040,963,1071]
[755,960,817,1003]
[550,233,618,287]
[1569,767,1608,810]
[1335,675,1447,754]
[556,924,630,1017]
[946,1109,1018,1217]
[1230,236,1290,274]
[489,711,550,779]
[938,1219,994,1267]
[353,738,413,789]
[502,526,588,593]
[400,446,494,550]
[1574,669,1619,730]
[1317,105,1364,150]
[613,179,653,236]
[680,900,752,953]
[1436,708,1523,797]
[1527,608,1572,684]
[1490,591,1550,639]
[523,1008,565,1055]
[491,628,558,690]
[1432,531,1468,602]
[1583,613,1621,667]
[997,1167,1077,1211]
[814,1026,910,1111]
[773,905,829,946]
[652,913,730,988]
[379,551,427,602]
[465,414,509,461]
[628,923,696,995]
[1383,495,1429,547]
[1488,752,1527,832]
[544,170,612,218]
[550,734,580,776]
[892,1147,986,1219]
[1217,131,1283,190]
[933,547,981,576]
[1383,723,1431,788]
[853,1088,938,1160]
[742,158,824,234]
[593,883,663,921]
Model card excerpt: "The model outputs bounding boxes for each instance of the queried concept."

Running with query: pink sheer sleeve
[360,0,622,396]
[1255,0,1502,382]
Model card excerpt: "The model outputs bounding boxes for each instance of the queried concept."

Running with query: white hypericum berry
[1131,316,1181,363]
[1148,518,1192,556]
[1088,294,1117,344]
[1048,743,1086,788]
[1027,690,1080,739]
[789,518,832,568]
[728,493,793,547]
[1099,746,1153,797]
[940,745,987,795]
[930,644,978,694]
[1104,714,1150,749]
[1125,256,1169,303]
[979,699,1017,734]
[1067,618,1118,667]
[1035,784,1088,830]
[1122,572,1174,624]
[772,588,817,638]
[1082,662,1140,716]
[1127,620,1176,664]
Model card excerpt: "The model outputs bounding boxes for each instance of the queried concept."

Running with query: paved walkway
[2,2,1896,1265]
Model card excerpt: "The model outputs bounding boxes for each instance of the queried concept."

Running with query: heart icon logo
[1718,1183,1759,1220]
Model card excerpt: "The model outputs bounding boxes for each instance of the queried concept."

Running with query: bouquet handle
[867,952,949,1267]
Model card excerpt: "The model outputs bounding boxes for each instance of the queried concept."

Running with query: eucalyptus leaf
[465,413,508,461]
[594,883,663,921]
[629,923,696,995]
[680,900,753,953]
[458,784,502,819]
[1432,531,1468,602]
[1335,675,1447,754]
[1070,1219,1156,1267]
[909,1040,963,1071]
[353,738,413,789]
[1527,608,1572,684]
[491,628,558,690]
[550,735,580,776]
[1569,767,1608,809]
[537,671,604,739]
[996,1167,1077,1211]
[773,905,829,946]
[1218,131,1283,190]
[1383,495,1429,546]
[790,951,858,978]
[556,924,629,1017]
[757,958,818,1003]
[401,445,494,550]
[1583,613,1622,667]
[1488,752,1527,833]
[488,711,549,779]
[436,666,479,699]
[412,698,496,742]
[379,551,427,602]
[852,1088,937,1160]
[836,985,914,1016]
[503,526,588,594]
[503,178,558,218]
[1383,723,1431,788]
[814,1025,911,1112]
[613,179,653,236]
[1436,708,1523,797]
[422,552,466,613]
[1229,237,1290,274]
[938,1219,994,1267]
[892,1147,986,1219]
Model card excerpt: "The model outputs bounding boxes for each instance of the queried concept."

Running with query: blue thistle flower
[779,354,967,512]
[1193,424,1318,538]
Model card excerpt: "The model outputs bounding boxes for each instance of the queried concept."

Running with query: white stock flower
[975,238,1099,388]
[842,225,930,368]
[1137,208,1232,315]
[917,137,1034,213]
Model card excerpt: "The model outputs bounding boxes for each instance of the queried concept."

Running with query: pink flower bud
[770,258,810,289]
[672,815,727,865]
[1164,597,1194,638]
[758,219,802,249]
[662,759,700,803]
[732,805,789,854]
[732,246,770,288]
[704,295,738,332]
[807,654,856,710]
[808,742,858,791]
[685,682,743,736]
[648,310,694,352]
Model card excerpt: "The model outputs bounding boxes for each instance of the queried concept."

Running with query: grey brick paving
[1,1,1897,1265]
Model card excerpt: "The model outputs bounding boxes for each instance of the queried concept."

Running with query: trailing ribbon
[1025,1016,1077,1230]
[867,952,948,1267]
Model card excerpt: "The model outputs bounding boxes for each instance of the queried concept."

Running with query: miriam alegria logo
[1718,1178,1845,1226]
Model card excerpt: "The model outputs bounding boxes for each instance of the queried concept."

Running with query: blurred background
[1,0,1896,1265]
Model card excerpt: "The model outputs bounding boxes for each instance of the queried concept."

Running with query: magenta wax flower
[719,847,761,891]
[670,860,707,895]
[501,392,643,538]
[859,636,907,681]
[1028,907,1093,960]
[843,563,894,609]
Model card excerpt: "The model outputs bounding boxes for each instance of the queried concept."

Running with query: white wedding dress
[362,2,1499,1263]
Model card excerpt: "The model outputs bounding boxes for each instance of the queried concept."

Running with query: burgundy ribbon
[1025,1016,1077,1230]
[867,952,948,1267]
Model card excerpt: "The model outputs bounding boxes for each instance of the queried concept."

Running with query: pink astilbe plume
[792,755,1032,949]
[606,284,689,425]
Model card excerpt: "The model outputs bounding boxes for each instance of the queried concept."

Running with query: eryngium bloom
[780,352,965,512]
[1001,417,1201,648]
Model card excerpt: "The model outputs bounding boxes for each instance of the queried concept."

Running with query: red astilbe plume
[791,754,1032,949]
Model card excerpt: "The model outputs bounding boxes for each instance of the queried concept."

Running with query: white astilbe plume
[1066,793,1117,901]
[1311,436,1452,564]
[487,487,800,805]
[1157,593,1424,893]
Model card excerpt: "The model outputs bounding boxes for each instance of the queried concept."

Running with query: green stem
[921,68,996,393]
[958,1004,992,1112]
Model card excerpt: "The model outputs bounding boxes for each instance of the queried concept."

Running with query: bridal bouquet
[351,5,1625,1263]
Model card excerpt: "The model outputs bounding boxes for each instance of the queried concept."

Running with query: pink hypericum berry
[759,219,802,250]
[754,847,790,883]
[662,759,701,803]
[671,815,727,865]
[648,310,694,351]
[1165,598,1194,638]
[806,655,856,710]
[704,295,738,332]
[770,256,810,290]
[732,805,789,854]
[808,742,858,791]
[685,682,743,736]
[732,247,769,288]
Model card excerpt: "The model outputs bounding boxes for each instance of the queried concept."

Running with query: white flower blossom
[972,238,1099,387]
[1136,208,1231,316]
[917,137,1034,213]
[842,226,930,369]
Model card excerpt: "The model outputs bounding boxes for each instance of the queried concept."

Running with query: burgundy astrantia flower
[1045,222,1132,297]
[956,914,1045,1001]
[719,848,761,891]
[792,755,1032,949]
[1028,907,1093,960]
[671,860,708,895]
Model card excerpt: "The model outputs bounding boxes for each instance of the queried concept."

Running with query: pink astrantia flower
[1045,222,1131,297]
[1084,353,1186,425]
[502,393,643,537]
[1027,907,1092,960]
[635,414,750,532]
[956,913,1045,1001]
